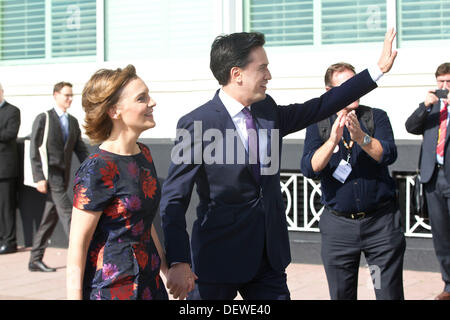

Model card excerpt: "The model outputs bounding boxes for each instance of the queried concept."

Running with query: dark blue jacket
[160,69,377,283]
[405,101,448,184]
[301,107,397,213]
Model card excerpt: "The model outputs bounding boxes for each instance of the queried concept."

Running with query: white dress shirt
[218,89,268,168]
[54,107,69,141]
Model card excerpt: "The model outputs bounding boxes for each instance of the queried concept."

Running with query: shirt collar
[0,100,5,108]
[53,106,67,117]
[219,88,250,118]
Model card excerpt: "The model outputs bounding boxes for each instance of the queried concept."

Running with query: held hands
[36,180,48,194]
[345,111,365,144]
[166,262,198,300]
[377,27,398,74]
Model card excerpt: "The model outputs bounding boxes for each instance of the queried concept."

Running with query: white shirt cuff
[368,64,383,82]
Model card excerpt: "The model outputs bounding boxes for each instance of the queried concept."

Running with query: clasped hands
[165,262,198,300]
[328,111,365,146]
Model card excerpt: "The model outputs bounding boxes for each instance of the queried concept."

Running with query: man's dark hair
[210,32,265,86]
[53,81,73,94]
[435,62,450,77]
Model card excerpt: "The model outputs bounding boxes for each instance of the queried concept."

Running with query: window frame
[242,0,449,51]
[0,0,100,66]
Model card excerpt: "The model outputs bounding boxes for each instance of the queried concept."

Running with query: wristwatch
[360,134,372,146]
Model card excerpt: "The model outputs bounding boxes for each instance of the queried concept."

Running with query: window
[105,0,217,60]
[398,0,450,44]
[0,0,45,60]
[0,0,96,63]
[245,0,386,47]
[243,0,314,47]
[51,0,97,58]
[321,0,386,44]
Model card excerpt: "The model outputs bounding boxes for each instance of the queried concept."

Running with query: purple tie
[242,107,260,182]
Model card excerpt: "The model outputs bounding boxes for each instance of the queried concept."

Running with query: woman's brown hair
[81,64,137,144]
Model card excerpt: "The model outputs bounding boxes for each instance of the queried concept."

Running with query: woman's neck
[101,128,141,155]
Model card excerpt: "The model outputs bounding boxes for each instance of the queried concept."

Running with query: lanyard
[341,136,354,163]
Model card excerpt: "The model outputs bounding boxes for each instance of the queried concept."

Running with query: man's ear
[230,66,242,84]
[108,105,120,120]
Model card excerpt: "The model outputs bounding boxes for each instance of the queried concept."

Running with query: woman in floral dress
[66,65,171,300]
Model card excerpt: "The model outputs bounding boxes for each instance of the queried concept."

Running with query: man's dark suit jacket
[30,108,88,189]
[0,101,21,179]
[160,70,377,284]
[405,101,448,184]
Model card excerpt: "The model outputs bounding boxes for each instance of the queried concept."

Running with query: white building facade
[0,0,448,141]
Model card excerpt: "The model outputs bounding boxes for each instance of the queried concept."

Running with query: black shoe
[28,260,56,272]
[0,244,17,254]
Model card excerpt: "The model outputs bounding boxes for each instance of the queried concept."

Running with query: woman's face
[115,77,156,133]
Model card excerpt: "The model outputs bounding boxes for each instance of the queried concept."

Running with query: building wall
[1,0,448,144]
[1,46,448,142]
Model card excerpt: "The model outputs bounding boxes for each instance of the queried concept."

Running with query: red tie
[436,101,449,158]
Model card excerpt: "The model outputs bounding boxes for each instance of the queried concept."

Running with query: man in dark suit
[0,82,21,255]
[160,29,398,300]
[405,62,450,300]
[29,81,88,272]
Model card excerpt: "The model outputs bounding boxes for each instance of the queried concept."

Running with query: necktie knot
[242,107,252,118]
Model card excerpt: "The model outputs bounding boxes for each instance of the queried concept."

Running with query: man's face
[0,88,4,102]
[436,73,450,91]
[328,69,359,113]
[239,46,272,106]
[54,86,73,112]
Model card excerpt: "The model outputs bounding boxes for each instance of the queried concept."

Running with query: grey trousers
[319,203,406,300]
[29,181,72,263]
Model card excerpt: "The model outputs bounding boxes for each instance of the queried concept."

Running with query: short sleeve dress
[73,142,168,300]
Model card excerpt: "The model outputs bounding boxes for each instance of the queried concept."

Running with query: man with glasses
[28,82,88,272]
[405,62,450,300]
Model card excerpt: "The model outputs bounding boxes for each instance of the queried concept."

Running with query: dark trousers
[0,178,17,247]
[424,166,450,292]
[319,204,406,300]
[29,179,72,263]
[187,248,290,300]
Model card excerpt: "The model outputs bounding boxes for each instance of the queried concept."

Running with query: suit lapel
[252,104,275,181]
[211,92,262,183]
[210,92,248,159]
[443,102,450,144]
[49,109,66,146]
[66,115,76,149]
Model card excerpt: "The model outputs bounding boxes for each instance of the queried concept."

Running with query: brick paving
[0,247,444,300]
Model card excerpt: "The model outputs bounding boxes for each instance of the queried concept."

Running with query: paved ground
[0,246,444,300]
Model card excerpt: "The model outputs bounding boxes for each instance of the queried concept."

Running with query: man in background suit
[405,62,450,300]
[0,82,21,255]
[160,29,397,300]
[29,81,88,272]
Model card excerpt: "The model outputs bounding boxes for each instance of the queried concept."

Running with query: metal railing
[280,172,432,238]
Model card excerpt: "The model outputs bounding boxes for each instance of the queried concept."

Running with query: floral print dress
[73,143,168,300]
